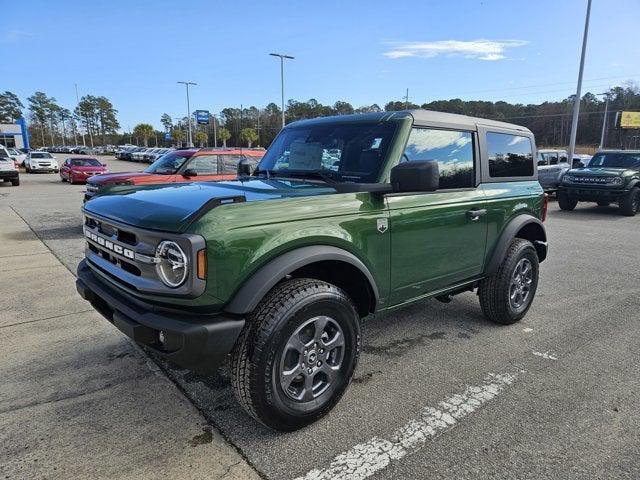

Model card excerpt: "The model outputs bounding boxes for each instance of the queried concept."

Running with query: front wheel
[478,238,540,325]
[558,191,578,211]
[231,278,360,431]
[620,187,640,216]
[10,178,19,186]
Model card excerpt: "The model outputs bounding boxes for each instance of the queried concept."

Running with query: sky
[2,0,639,131]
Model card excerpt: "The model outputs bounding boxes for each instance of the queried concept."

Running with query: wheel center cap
[307,351,317,364]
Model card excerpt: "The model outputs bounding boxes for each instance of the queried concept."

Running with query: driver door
[388,127,488,304]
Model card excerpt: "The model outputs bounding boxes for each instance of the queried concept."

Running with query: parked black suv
[558,150,640,216]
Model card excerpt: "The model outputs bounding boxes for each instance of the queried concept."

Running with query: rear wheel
[479,238,539,325]
[231,278,360,431]
[11,178,19,186]
[620,187,640,216]
[558,191,578,211]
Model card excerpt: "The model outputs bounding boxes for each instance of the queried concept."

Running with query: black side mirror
[390,160,439,193]
[182,168,198,177]
[237,158,256,177]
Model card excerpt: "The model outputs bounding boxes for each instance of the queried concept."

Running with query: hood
[89,171,153,185]
[83,178,336,232]
[567,167,633,176]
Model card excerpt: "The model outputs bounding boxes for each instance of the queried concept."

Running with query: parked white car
[6,147,27,167]
[0,153,20,186]
[25,152,59,173]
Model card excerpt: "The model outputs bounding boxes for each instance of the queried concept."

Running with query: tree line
[1,84,638,150]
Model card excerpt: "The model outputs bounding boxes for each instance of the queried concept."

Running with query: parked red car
[60,157,108,184]
[84,148,264,201]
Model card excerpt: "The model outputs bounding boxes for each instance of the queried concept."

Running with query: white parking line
[295,372,519,480]
[532,350,557,360]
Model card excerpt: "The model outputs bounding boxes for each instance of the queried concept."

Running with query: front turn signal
[197,249,207,280]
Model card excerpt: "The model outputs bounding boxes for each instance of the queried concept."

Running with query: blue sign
[195,110,210,125]
[164,132,172,140]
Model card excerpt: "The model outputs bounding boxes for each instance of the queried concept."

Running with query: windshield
[70,158,102,167]
[144,150,193,174]
[32,152,53,159]
[588,152,640,169]
[257,122,398,183]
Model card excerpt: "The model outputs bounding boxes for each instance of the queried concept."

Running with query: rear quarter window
[487,132,534,178]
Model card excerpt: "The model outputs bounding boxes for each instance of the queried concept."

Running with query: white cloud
[507,136,527,146]
[383,39,528,61]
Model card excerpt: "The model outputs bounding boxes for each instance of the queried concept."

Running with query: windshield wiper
[280,170,340,185]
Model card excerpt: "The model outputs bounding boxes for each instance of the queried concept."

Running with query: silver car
[537,149,570,193]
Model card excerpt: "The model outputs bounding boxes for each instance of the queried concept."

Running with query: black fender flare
[484,214,547,275]
[224,245,380,315]
[627,178,640,191]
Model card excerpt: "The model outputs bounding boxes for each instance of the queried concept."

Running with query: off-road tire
[478,238,539,325]
[10,178,19,186]
[597,200,610,207]
[230,278,360,431]
[620,187,640,216]
[558,191,577,211]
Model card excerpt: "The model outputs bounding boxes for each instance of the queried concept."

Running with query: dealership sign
[619,111,640,129]
[195,110,210,125]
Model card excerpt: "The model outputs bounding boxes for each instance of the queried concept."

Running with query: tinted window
[70,158,101,166]
[187,155,218,174]
[145,151,192,174]
[258,122,398,183]
[588,152,640,169]
[403,128,474,189]
[218,154,244,174]
[487,132,533,177]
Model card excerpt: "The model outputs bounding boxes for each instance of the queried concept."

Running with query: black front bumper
[558,185,629,201]
[76,259,245,374]
[0,170,18,180]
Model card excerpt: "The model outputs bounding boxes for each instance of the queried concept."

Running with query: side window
[218,154,244,174]
[537,154,548,167]
[487,132,534,178]
[559,152,568,163]
[403,128,475,189]
[549,153,559,165]
[187,155,218,174]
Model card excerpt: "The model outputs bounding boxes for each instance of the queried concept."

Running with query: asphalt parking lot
[2,156,639,479]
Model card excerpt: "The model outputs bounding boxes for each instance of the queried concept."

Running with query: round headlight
[155,241,188,288]
[609,176,623,185]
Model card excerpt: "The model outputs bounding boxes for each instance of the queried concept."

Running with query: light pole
[212,114,218,148]
[597,92,610,150]
[75,83,86,146]
[177,81,197,147]
[269,53,294,129]
[568,0,592,166]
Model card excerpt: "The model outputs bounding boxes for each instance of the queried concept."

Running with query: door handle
[466,208,487,220]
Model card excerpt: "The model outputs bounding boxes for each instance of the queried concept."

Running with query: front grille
[571,176,612,184]
[82,212,206,297]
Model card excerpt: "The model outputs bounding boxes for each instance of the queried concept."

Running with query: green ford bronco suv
[558,149,640,215]
[76,110,548,430]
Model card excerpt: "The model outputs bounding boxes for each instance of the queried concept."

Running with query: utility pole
[75,83,86,146]
[177,81,197,147]
[568,0,592,165]
[269,53,294,129]
[212,114,218,148]
[597,92,610,150]
[404,88,409,109]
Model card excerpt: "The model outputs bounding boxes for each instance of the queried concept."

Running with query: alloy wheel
[278,315,345,402]
[509,258,533,312]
